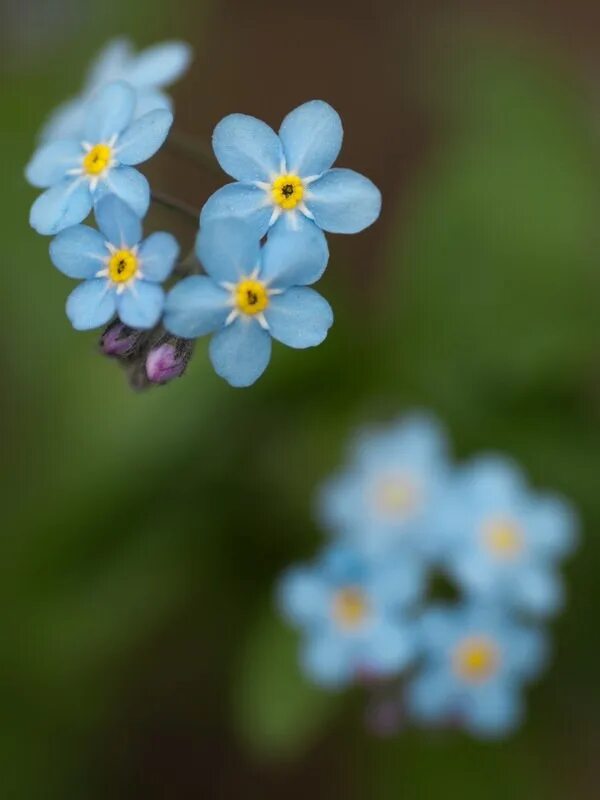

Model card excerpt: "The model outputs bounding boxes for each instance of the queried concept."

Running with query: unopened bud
[100,320,144,358]
[145,337,193,384]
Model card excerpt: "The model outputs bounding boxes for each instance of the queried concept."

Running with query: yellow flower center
[452,636,500,684]
[83,143,112,176]
[332,587,369,630]
[108,249,138,284]
[372,473,418,519]
[271,174,304,210]
[235,279,269,315]
[482,517,524,560]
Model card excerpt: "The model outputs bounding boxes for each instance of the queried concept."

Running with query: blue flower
[318,413,451,558]
[201,100,382,239]
[164,216,333,387]
[437,456,578,617]
[39,38,191,142]
[49,195,179,330]
[406,603,548,738]
[278,544,423,688]
[27,81,173,235]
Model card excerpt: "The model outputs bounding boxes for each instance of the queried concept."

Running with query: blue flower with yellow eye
[201,100,382,239]
[437,456,578,617]
[318,413,451,558]
[164,215,333,387]
[406,603,548,738]
[40,38,192,142]
[49,195,179,330]
[278,545,423,688]
[26,81,173,235]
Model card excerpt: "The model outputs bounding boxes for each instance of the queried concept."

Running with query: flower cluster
[26,39,382,388]
[278,413,578,738]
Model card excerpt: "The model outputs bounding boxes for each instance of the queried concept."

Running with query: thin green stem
[166,130,220,174]
[151,190,200,221]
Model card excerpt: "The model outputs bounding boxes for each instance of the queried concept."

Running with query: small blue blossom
[27,81,173,235]
[318,413,451,558]
[278,544,424,688]
[201,100,382,239]
[164,216,333,387]
[49,195,179,330]
[405,603,548,738]
[437,456,578,617]
[40,38,192,142]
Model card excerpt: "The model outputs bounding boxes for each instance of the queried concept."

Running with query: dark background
[1,0,599,797]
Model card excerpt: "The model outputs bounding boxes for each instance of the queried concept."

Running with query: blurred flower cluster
[278,413,579,738]
[25,38,382,388]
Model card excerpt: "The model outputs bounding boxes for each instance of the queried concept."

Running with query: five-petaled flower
[201,100,382,239]
[318,413,451,558]
[39,38,192,142]
[436,456,578,617]
[49,195,179,330]
[406,604,548,738]
[27,81,173,235]
[278,544,424,687]
[164,216,334,387]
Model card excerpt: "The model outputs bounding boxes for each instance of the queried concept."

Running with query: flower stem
[166,130,220,174]
[151,190,200,221]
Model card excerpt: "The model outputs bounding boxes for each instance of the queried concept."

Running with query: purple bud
[145,338,193,384]
[100,321,144,358]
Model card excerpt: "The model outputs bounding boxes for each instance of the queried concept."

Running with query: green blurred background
[1,0,599,797]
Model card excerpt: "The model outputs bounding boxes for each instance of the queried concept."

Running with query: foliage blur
[1,0,599,797]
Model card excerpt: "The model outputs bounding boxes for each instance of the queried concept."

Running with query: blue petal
[406,667,453,723]
[301,634,350,688]
[212,113,283,182]
[525,494,578,559]
[66,279,116,330]
[127,41,193,88]
[260,214,329,289]
[200,183,272,238]
[84,81,136,143]
[30,178,92,236]
[264,287,333,349]
[134,89,172,118]
[84,38,132,90]
[512,569,563,618]
[25,140,82,188]
[466,684,523,738]
[504,625,548,679]
[209,318,272,387]
[164,276,229,338]
[116,281,165,329]
[93,166,150,218]
[277,568,330,628]
[279,100,343,176]
[368,558,425,611]
[364,620,415,676]
[138,232,179,282]
[94,195,142,248]
[115,109,173,165]
[39,98,86,142]
[49,224,107,279]
[306,168,382,234]
[196,218,260,283]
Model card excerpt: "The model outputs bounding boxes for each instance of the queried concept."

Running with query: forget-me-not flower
[49,195,179,330]
[406,603,548,738]
[164,216,333,387]
[437,456,578,617]
[318,413,451,558]
[27,81,173,235]
[40,38,191,142]
[201,100,382,239]
[278,544,423,688]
